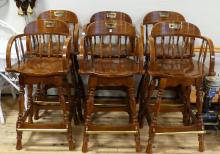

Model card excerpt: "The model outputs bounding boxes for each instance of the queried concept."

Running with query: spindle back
[6,19,71,71]
[81,20,141,59]
[149,21,215,75]
[38,10,79,52]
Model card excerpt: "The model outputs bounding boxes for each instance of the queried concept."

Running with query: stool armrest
[148,36,156,63]
[201,35,215,76]
[62,36,72,70]
[73,23,79,53]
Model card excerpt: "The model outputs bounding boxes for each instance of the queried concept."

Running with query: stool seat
[148,59,209,78]
[79,58,142,77]
[7,57,71,76]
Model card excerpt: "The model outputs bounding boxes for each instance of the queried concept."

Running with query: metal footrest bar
[17,128,68,132]
[155,130,205,135]
[86,130,138,134]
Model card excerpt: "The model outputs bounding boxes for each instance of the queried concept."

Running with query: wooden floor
[1,96,220,154]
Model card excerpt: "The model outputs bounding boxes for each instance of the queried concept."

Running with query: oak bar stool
[37,10,84,124]
[142,21,215,153]
[138,11,186,123]
[79,20,143,152]
[83,11,134,121]
[5,19,75,150]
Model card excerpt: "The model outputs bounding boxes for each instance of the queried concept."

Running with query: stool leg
[77,74,85,121]
[72,95,79,125]
[34,84,42,120]
[16,131,23,150]
[70,70,80,125]
[146,86,163,154]
[75,87,83,123]
[58,87,74,150]
[128,79,141,152]
[16,77,25,150]
[27,84,33,124]
[136,74,145,104]
[180,86,191,125]
[138,75,148,127]
[196,82,204,152]
[71,69,84,123]
[71,55,84,122]
[138,79,155,128]
[82,78,96,153]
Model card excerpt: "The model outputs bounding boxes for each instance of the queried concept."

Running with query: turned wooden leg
[27,84,33,124]
[16,76,25,150]
[58,86,74,150]
[82,132,89,153]
[136,74,145,104]
[138,75,147,127]
[34,84,42,120]
[72,56,85,121]
[138,79,155,128]
[82,88,95,153]
[69,70,80,125]
[196,80,204,152]
[77,74,85,122]
[146,126,154,154]
[71,68,84,123]
[82,77,96,153]
[67,92,75,151]
[75,87,83,124]
[146,83,163,154]
[34,105,40,120]
[180,86,191,125]
[16,131,22,150]
[128,78,141,152]
[135,131,141,152]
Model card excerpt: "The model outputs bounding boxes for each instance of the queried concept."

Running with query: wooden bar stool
[35,10,84,124]
[82,11,134,122]
[79,20,143,152]
[138,11,186,125]
[141,21,215,153]
[5,19,75,150]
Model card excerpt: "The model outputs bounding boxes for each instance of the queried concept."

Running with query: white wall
[1,0,220,74]
[0,0,220,45]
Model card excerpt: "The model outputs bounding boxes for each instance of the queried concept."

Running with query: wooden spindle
[47,34,52,57]
[198,40,205,62]
[39,35,43,58]
[99,36,103,58]
[15,39,20,65]
[109,35,112,58]
[19,37,25,61]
